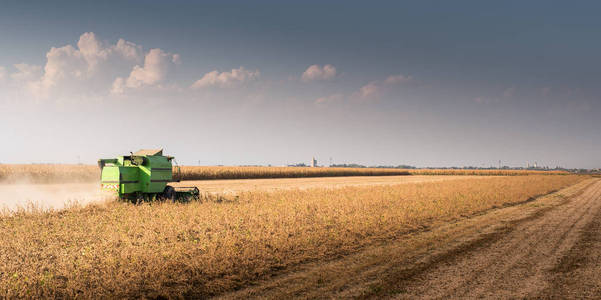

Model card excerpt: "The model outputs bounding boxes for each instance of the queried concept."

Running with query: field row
[0,164,569,183]
[0,175,586,298]
[179,166,568,179]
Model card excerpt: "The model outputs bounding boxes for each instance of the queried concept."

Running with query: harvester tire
[134,193,144,204]
[162,185,176,202]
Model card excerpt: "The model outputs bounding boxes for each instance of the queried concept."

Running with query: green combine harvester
[98,149,199,202]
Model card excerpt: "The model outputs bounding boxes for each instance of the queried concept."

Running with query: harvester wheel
[134,193,144,204]
[162,186,176,202]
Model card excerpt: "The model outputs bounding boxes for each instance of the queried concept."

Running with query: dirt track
[220,179,601,299]
[390,178,601,299]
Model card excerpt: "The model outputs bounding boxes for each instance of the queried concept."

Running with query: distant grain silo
[311,157,317,167]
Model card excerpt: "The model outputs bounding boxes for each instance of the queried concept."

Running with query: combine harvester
[98,149,199,203]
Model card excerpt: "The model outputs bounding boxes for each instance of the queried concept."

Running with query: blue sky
[0,1,599,168]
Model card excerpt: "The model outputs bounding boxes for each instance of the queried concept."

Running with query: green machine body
[98,149,199,202]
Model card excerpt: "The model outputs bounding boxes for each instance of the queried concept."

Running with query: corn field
[0,164,570,184]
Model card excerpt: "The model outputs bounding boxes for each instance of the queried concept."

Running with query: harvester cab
[98,149,199,202]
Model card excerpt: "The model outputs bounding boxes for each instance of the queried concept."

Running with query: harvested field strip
[0,175,585,298]
[0,164,568,184]
[173,175,491,194]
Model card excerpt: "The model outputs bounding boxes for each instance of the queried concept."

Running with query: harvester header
[98,149,198,202]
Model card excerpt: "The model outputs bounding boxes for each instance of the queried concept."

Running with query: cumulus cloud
[27,32,147,98]
[125,49,177,87]
[11,64,42,81]
[301,64,336,82]
[110,77,126,95]
[36,45,83,90]
[111,48,179,94]
[190,67,260,89]
[356,73,413,99]
[315,93,344,105]
[0,32,184,101]
[77,32,109,70]
[358,82,379,98]
[113,38,143,61]
[384,74,413,84]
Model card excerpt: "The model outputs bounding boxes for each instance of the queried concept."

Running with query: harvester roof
[133,149,163,156]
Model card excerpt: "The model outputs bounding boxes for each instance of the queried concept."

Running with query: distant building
[311,157,317,167]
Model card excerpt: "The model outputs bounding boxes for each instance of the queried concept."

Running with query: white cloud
[112,48,179,94]
[301,64,336,82]
[110,77,126,95]
[27,32,147,98]
[384,74,413,84]
[358,81,379,98]
[0,66,6,81]
[315,93,344,105]
[126,49,177,88]
[0,32,183,102]
[190,67,260,89]
[77,32,143,68]
[112,38,143,61]
[356,73,414,99]
[11,63,42,81]
[77,32,108,70]
[38,45,83,91]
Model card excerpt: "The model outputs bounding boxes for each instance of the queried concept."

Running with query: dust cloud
[0,180,114,213]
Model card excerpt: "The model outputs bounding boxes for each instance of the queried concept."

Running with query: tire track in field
[537,190,601,299]
[391,179,601,299]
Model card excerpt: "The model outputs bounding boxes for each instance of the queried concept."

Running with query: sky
[0,0,600,168]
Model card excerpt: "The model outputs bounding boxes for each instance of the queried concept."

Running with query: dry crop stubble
[0,175,585,298]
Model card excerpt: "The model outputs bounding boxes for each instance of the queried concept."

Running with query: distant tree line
[330,164,416,169]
